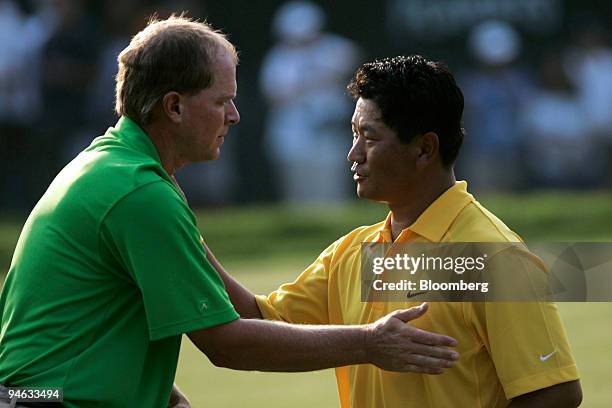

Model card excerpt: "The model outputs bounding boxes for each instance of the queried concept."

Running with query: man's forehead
[352,99,383,127]
[206,53,237,96]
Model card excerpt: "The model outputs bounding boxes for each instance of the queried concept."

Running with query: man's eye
[363,134,376,141]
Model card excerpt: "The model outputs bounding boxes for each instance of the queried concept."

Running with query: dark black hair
[347,55,464,167]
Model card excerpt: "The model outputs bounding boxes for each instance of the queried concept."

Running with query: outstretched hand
[365,303,459,373]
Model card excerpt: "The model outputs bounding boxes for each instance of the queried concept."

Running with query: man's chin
[203,149,221,162]
[356,185,372,200]
[356,185,386,203]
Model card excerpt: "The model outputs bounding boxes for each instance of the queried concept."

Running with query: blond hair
[115,15,238,125]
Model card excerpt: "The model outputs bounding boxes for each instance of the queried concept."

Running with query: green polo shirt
[0,117,239,407]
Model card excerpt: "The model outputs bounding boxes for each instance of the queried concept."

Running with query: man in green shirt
[0,16,458,407]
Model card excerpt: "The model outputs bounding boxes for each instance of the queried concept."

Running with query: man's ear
[415,131,439,170]
[162,91,183,123]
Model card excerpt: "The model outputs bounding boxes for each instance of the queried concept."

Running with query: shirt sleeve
[255,237,345,325]
[100,181,239,341]
[471,247,579,399]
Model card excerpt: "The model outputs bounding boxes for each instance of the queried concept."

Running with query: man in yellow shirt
[215,55,582,407]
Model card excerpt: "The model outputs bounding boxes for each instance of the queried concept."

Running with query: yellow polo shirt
[256,181,579,408]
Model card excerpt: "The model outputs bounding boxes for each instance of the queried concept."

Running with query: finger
[399,365,444,375]
[410,343,460,361]
[408,327,458,347]
[390,303,428,322]
[404,353,456,369]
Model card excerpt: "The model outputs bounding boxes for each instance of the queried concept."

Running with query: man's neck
[143,122,184,176]
[388,172,456,241]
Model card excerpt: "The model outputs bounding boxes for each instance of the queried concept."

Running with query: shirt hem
[149,307,240,341]
[503,364,579,399]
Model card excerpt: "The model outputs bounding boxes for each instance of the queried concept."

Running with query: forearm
[190,318,366,372]
[202,241,262,319]
[189,303,459,374]
[215,264,262,319]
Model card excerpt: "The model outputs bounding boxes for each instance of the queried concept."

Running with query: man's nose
[347,137,364,163]
[227,101,240,125]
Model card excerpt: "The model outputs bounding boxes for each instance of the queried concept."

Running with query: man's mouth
[353,173,367,182]
[351,163,368,181]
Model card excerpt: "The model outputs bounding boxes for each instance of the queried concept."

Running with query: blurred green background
[1,192,611,406]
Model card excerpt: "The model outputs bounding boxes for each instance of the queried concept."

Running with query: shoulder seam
[99,179,179,229]
[467,201,522,242]
[329,221,385,269]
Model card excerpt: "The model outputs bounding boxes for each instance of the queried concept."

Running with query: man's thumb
[391,302,428,322]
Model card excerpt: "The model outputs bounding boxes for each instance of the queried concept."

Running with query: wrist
[360,323,375,365]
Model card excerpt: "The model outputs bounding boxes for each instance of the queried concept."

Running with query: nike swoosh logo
[406,290,429,298]
[539,350,558,362]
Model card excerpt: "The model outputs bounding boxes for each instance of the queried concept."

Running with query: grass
[2,191,612,406]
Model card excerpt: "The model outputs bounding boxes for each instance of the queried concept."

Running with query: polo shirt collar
[380,181,474,242]
[112,116,162,164]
